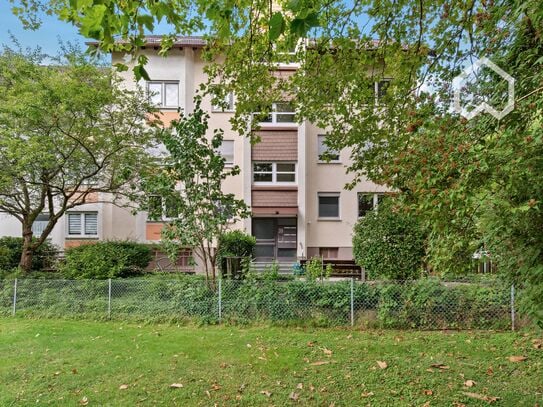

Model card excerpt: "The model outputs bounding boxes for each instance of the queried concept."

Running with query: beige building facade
[0,36,388,271]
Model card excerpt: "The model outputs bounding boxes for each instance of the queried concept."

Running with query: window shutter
[68,214,81,235]
[84,213,98,235]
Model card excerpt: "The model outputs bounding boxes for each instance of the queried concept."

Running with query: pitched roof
[86,36,207,49]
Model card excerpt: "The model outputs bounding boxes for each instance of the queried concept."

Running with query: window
[217,140,234,166]
[212,90,235,112]
[32,214,49,237]
[358,193,384,217]
[319,247,338,259]
[258,102,295,124]
[147,81,179,108]
[67,212,98,236]
[318,193,340,219]
[253,162,296,184]
[147,195,181,221]
[318,135,340,162]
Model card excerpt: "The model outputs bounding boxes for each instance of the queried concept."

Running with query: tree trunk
[19,225,34,272]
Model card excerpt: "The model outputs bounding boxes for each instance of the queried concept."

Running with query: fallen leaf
[361,391,374,397]
[220,362,228,369]
[453,403,466,407]
[322,348,333,356]
[169,383,183,389]
[532,339,542,349]
[508,355,527,362]
[72,368,78,375]
[79,397,88,406]
[486,367,494,376]
[296,383,303,390]
[307,341,314,347]
[211,383,221,391]
[289,392,299,401]
[119,384,129,390]
[54,371,61,376]
[423,389,433,395]
[258,356,267,361]
[260,390,272,397]
[246,344,251,348]
[376,360,388,369]
[463,380,476,388]
[346,334,353,339]
[461,391,500,403]
[422,402,431,407]
[430,363,449,370]
[310,361,330,366]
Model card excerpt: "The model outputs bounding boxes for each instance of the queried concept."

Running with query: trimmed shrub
[352,202,426,280]
[217,230,256,278]
[60,241,152,279]
[0,236,58,272]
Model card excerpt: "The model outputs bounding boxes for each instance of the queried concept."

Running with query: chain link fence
[0,278,516,329]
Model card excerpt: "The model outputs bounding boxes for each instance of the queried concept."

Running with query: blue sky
[0,3,87,56]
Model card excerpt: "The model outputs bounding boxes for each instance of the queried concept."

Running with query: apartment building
[0,36,388,271]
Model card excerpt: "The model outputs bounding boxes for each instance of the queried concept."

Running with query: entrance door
[253,218,297,260]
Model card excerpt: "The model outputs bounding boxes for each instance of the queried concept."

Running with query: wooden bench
[299,259,365,280]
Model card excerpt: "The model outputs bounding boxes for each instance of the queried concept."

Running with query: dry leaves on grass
[423,389,433,396]
[532,339,542,349]
[361,391,374,398]
[508,355,527,362]
[79,397,89,406]
[322,347,333,357]
[289,392,299,401]
[260,390,272,397]
[376,361,388,369]
[119,384,129,390]
[296,383,303,390]
[169,383,183,389]
[463,380,476,388]
[428,363,449,372]
[461,391,500,403]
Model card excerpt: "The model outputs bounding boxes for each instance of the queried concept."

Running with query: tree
[143,100,250,282]
[353,201,426,280]
[0,48,160,272]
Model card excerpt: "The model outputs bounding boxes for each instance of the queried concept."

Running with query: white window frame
[256,102,296,125]
[357,193,384,218]
[318,192,341,220]
[217,140,235,167]
[253,162,297,185]
[147,81,180,108]
[211,90,235,112]
[147,195,181,221]
[66,212,99,237]
[317,134,341,163]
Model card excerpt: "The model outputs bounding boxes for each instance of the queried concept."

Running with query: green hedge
[0,237,58,272]
[60,241,152,279]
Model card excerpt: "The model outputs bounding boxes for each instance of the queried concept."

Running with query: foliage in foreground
[60,241,152,279]
[217,230,256,278]
[352,202,426,280]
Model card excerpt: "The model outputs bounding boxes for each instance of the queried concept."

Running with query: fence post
[510,284,515,331]
[218,278,222,324]
[108,278,112,319]
[350,278,354,327]
[12,278,17,316]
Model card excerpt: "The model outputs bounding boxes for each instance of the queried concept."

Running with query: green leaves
[269,12,285,41]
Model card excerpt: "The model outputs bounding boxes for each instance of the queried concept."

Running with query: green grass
[0,318,541,406]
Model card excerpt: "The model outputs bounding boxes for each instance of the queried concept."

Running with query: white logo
[452,57,514,120]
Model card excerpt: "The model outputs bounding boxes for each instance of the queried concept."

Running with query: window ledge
[65,236,99,240]
[317,218,342,222]
[317,161,342,165]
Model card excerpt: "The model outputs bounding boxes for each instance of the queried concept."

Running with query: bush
[217,230,256,278]
[60,241,152,279]
[0,236,58,273]
[352,202,426,280]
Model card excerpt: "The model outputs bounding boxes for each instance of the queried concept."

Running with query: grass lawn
[0,318,541,406]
